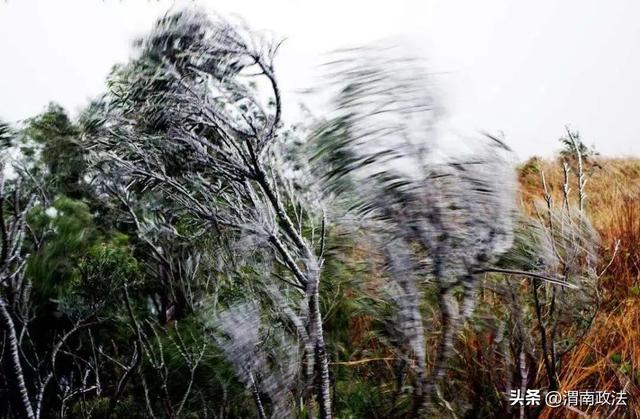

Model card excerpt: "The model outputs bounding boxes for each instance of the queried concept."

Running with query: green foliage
[63,239,140,316]
[0,120,13,150]
[559,128,597,161]
[0,10,609,417]
[26,196,98,299]
[319,232,401,417]
[22,103,87,199]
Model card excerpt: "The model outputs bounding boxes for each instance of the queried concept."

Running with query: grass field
[520,157,640,417]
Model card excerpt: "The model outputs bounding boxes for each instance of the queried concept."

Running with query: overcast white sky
[1,0,639,159]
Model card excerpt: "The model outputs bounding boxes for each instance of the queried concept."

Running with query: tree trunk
[310,286,332,419]
[249,372,267,419]
[0,297,35,419]
[415,288,459,416]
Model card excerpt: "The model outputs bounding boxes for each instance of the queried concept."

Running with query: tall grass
[521,157,640,417]
[320,156,640,417]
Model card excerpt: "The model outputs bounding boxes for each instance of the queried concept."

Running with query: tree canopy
[0,8,607,419]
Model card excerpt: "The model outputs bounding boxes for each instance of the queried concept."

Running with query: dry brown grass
[542,299,640,418]
[335,156,640,416]
[519,156,640,418]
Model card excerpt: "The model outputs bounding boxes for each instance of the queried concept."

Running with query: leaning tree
[309,45,583,415]
[88,10,333,418]
[86,8,586,417]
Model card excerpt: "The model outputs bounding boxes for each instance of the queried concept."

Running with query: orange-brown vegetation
[520,157,640,418]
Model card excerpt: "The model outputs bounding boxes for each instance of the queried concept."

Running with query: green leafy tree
[21,103,88,200]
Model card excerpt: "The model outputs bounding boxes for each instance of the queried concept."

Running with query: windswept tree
[1,151,141,418]
[0,4,614,417]
[85,10,591,416]
[0,122,13,150]
[0,166,36,419]
[309,46,581,414]
[88,9,332,418]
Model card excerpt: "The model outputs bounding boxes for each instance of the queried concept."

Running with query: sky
[1,0,640,159]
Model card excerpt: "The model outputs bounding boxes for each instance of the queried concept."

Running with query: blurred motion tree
[0,6,609,419]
